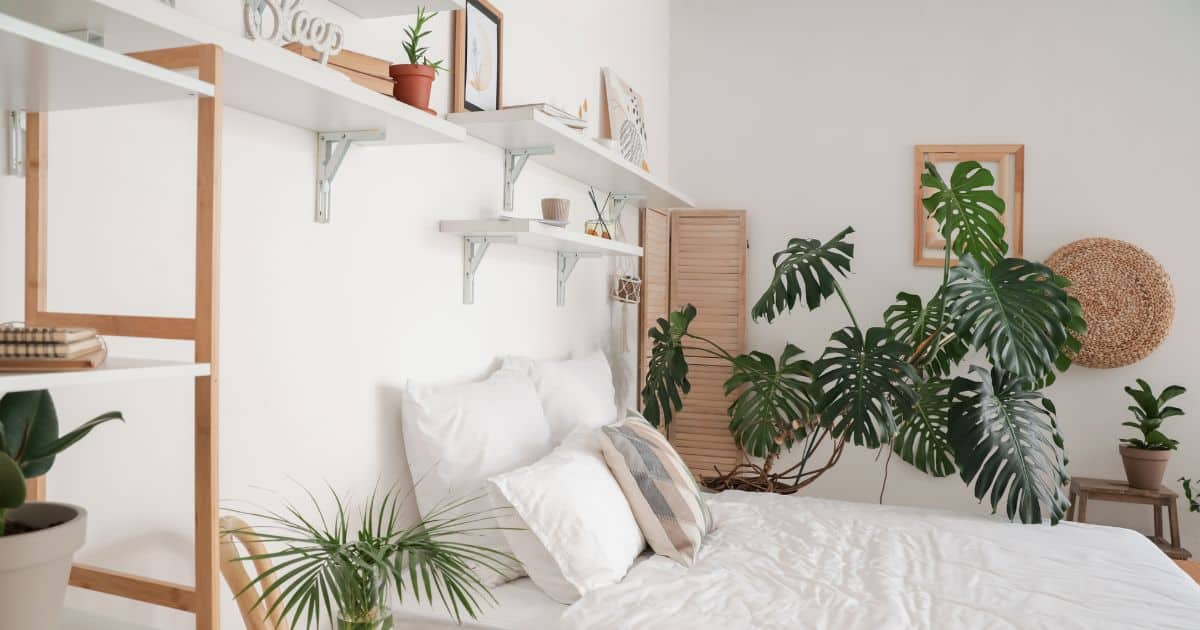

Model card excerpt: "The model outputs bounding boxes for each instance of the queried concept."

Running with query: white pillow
[401,368,555,584]
[487,429,646,604]
[502,350,618,443]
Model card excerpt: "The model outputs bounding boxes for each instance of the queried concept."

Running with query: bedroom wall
[0,1,669,627]
[670,0,1200,539]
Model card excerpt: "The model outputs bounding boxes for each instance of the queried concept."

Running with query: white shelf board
[0,0,464,145]
[447,108,694,208]
[440,219,643,256]
[331,0,465,19]
[0,357,210,393]
[0,12,212,113]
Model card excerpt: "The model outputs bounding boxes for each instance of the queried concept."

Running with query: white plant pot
[0,503,87,629]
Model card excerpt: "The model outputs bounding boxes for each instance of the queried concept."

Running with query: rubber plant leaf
[640,304,697,427]
[815,326,920,449]
[751,227,855,323]
[724,344,817,459]
[883,290,968,378]
[922,160,1007,267]
[0,390,59,477]
[893,377,956,477]
[949,366,1071,525]
[0,451,25,510]
[24,410,124,463]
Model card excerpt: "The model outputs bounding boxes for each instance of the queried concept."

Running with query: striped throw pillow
[599,411,715,566]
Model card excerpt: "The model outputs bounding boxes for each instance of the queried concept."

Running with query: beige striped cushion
[599,412,715,566]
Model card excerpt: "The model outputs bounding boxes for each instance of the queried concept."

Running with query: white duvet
[562,491,1200,630]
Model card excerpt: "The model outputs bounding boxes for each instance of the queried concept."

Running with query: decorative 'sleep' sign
[244,0,345,64]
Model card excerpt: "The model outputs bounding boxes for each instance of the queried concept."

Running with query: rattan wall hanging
[1045,237,1174,368]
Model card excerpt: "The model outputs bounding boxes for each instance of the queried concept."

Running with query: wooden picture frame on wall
[913,144,1024,267]
[452,0,504,113]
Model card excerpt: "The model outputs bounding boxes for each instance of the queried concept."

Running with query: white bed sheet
[392,576,566,629]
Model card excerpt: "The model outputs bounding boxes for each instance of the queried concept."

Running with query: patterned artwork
[603,68,651,173]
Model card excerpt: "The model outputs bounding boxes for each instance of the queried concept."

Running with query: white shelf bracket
[7,111,26,177]
[316,130,384,223]
[556,251,600,307]
[462,235,515,304]
[503,146,554,215]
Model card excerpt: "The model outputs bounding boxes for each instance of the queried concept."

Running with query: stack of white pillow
[401,350,711,604]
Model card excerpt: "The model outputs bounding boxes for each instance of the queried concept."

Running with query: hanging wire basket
[612,275,642,304]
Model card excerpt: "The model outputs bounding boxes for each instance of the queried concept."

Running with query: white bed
[399,491,1200,630]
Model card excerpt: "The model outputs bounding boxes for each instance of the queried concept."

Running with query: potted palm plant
[389,7,447,113]
[0,390,122,629]
[1119,379,1186,489]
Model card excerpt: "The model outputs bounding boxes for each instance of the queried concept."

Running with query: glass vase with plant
[223,484,513,629]
[390,7,447,112]
[1118,379,1186,489]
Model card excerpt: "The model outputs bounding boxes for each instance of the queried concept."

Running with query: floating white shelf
[0,357,211,393]
[440,219,641,306]
[447,108,695,209]
[331,0,465,19]
[0,12,213,113]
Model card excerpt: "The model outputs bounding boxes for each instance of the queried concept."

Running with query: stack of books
[0,325,107,372]
[505,103,588,130]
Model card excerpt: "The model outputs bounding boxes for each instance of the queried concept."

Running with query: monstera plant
[642,161,1086,524]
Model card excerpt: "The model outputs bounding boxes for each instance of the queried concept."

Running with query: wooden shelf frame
[330,0,465,19]
[20,44,223,630]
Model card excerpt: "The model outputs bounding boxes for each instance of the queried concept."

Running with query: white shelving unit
[331,0,465,19]
[448,107,695,210]
[0,358,210,394]
[440,219,643,306]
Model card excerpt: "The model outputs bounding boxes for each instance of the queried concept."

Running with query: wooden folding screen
[639,209,747,477]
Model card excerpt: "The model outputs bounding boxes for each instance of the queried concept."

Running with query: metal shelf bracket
[503,146,554,215]
[7,111,26,177]
[462,235,516,304]
[556,251,600,307]
[316,130,384,223]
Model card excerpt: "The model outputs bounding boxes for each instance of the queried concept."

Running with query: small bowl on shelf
[541,198,570,223]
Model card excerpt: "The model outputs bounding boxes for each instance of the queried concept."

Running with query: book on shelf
[0,337,103,360]
[0,326,97,344]
[503,103,588,129]
[0,345,108,373]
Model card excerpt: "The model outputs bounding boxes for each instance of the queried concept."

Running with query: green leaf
[751,227,855,323]
[0,390,58,470]
[883,290,968,377]
[1159,385,1187,405]
[922,160,1007,267]
[893,377,956,477]
[639,305,696,427]
[1181,477,1200,513]
[724,344,817,458]
[25,410,123,462]
[0,451,25,510]
[946,255,1076,381]
[815,326,920,448]
[949,366,1071,525]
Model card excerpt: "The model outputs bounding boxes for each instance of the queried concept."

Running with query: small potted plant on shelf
[390,7,447,114]
[1119,379,1187,489]
[0,390,122,629]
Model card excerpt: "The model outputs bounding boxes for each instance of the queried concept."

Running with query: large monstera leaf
[725,344,817,458]
[949,366,1070,524]
[884,291,968,378]
[751,227,855,323]
[814,326,920,449]
[893,378,956,477]
[640,305,696,427]
[946,255,1077,382]
[922,161,1007,267]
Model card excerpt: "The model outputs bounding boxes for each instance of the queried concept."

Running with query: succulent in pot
[390,7,447,113]
[0,390,122,629]
[1119,379,1186,490]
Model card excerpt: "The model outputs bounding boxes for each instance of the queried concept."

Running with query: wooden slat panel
[638,208,670,409]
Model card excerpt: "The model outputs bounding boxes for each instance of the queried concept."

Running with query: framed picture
[453,0,503,112]
[602,68,651,173]
[913,144,1024,267]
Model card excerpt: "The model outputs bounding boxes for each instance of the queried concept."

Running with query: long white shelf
[0,12,213,113]
[440,219,643,256]
[331,0,465,19]
[0,0,464,145]
[447,108,694,208]
[0,357,210,393]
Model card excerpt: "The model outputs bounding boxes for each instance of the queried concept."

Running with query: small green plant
[1120,379,1186,450]
[1182,477,1200,513]
[0,390,122,536]
[402,7,447,73]
[223,485,513,629]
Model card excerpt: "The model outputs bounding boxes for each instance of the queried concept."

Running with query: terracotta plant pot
[389,64,436,113]
[1119,444,1172,490]
[0,503,87,629]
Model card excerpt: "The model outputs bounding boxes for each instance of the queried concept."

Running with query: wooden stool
[1068,477,1192,560]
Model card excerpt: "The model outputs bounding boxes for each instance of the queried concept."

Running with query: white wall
[0,1,670,627]
[670,0,1200,541]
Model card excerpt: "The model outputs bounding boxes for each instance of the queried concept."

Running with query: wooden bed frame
[22,44,223,629]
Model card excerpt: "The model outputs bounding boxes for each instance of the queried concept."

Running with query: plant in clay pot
[1118,379,1186,489]
[390,7,447,113]
[0,390,122,629]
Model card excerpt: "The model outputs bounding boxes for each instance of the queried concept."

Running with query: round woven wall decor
[1045,237,1174,369]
